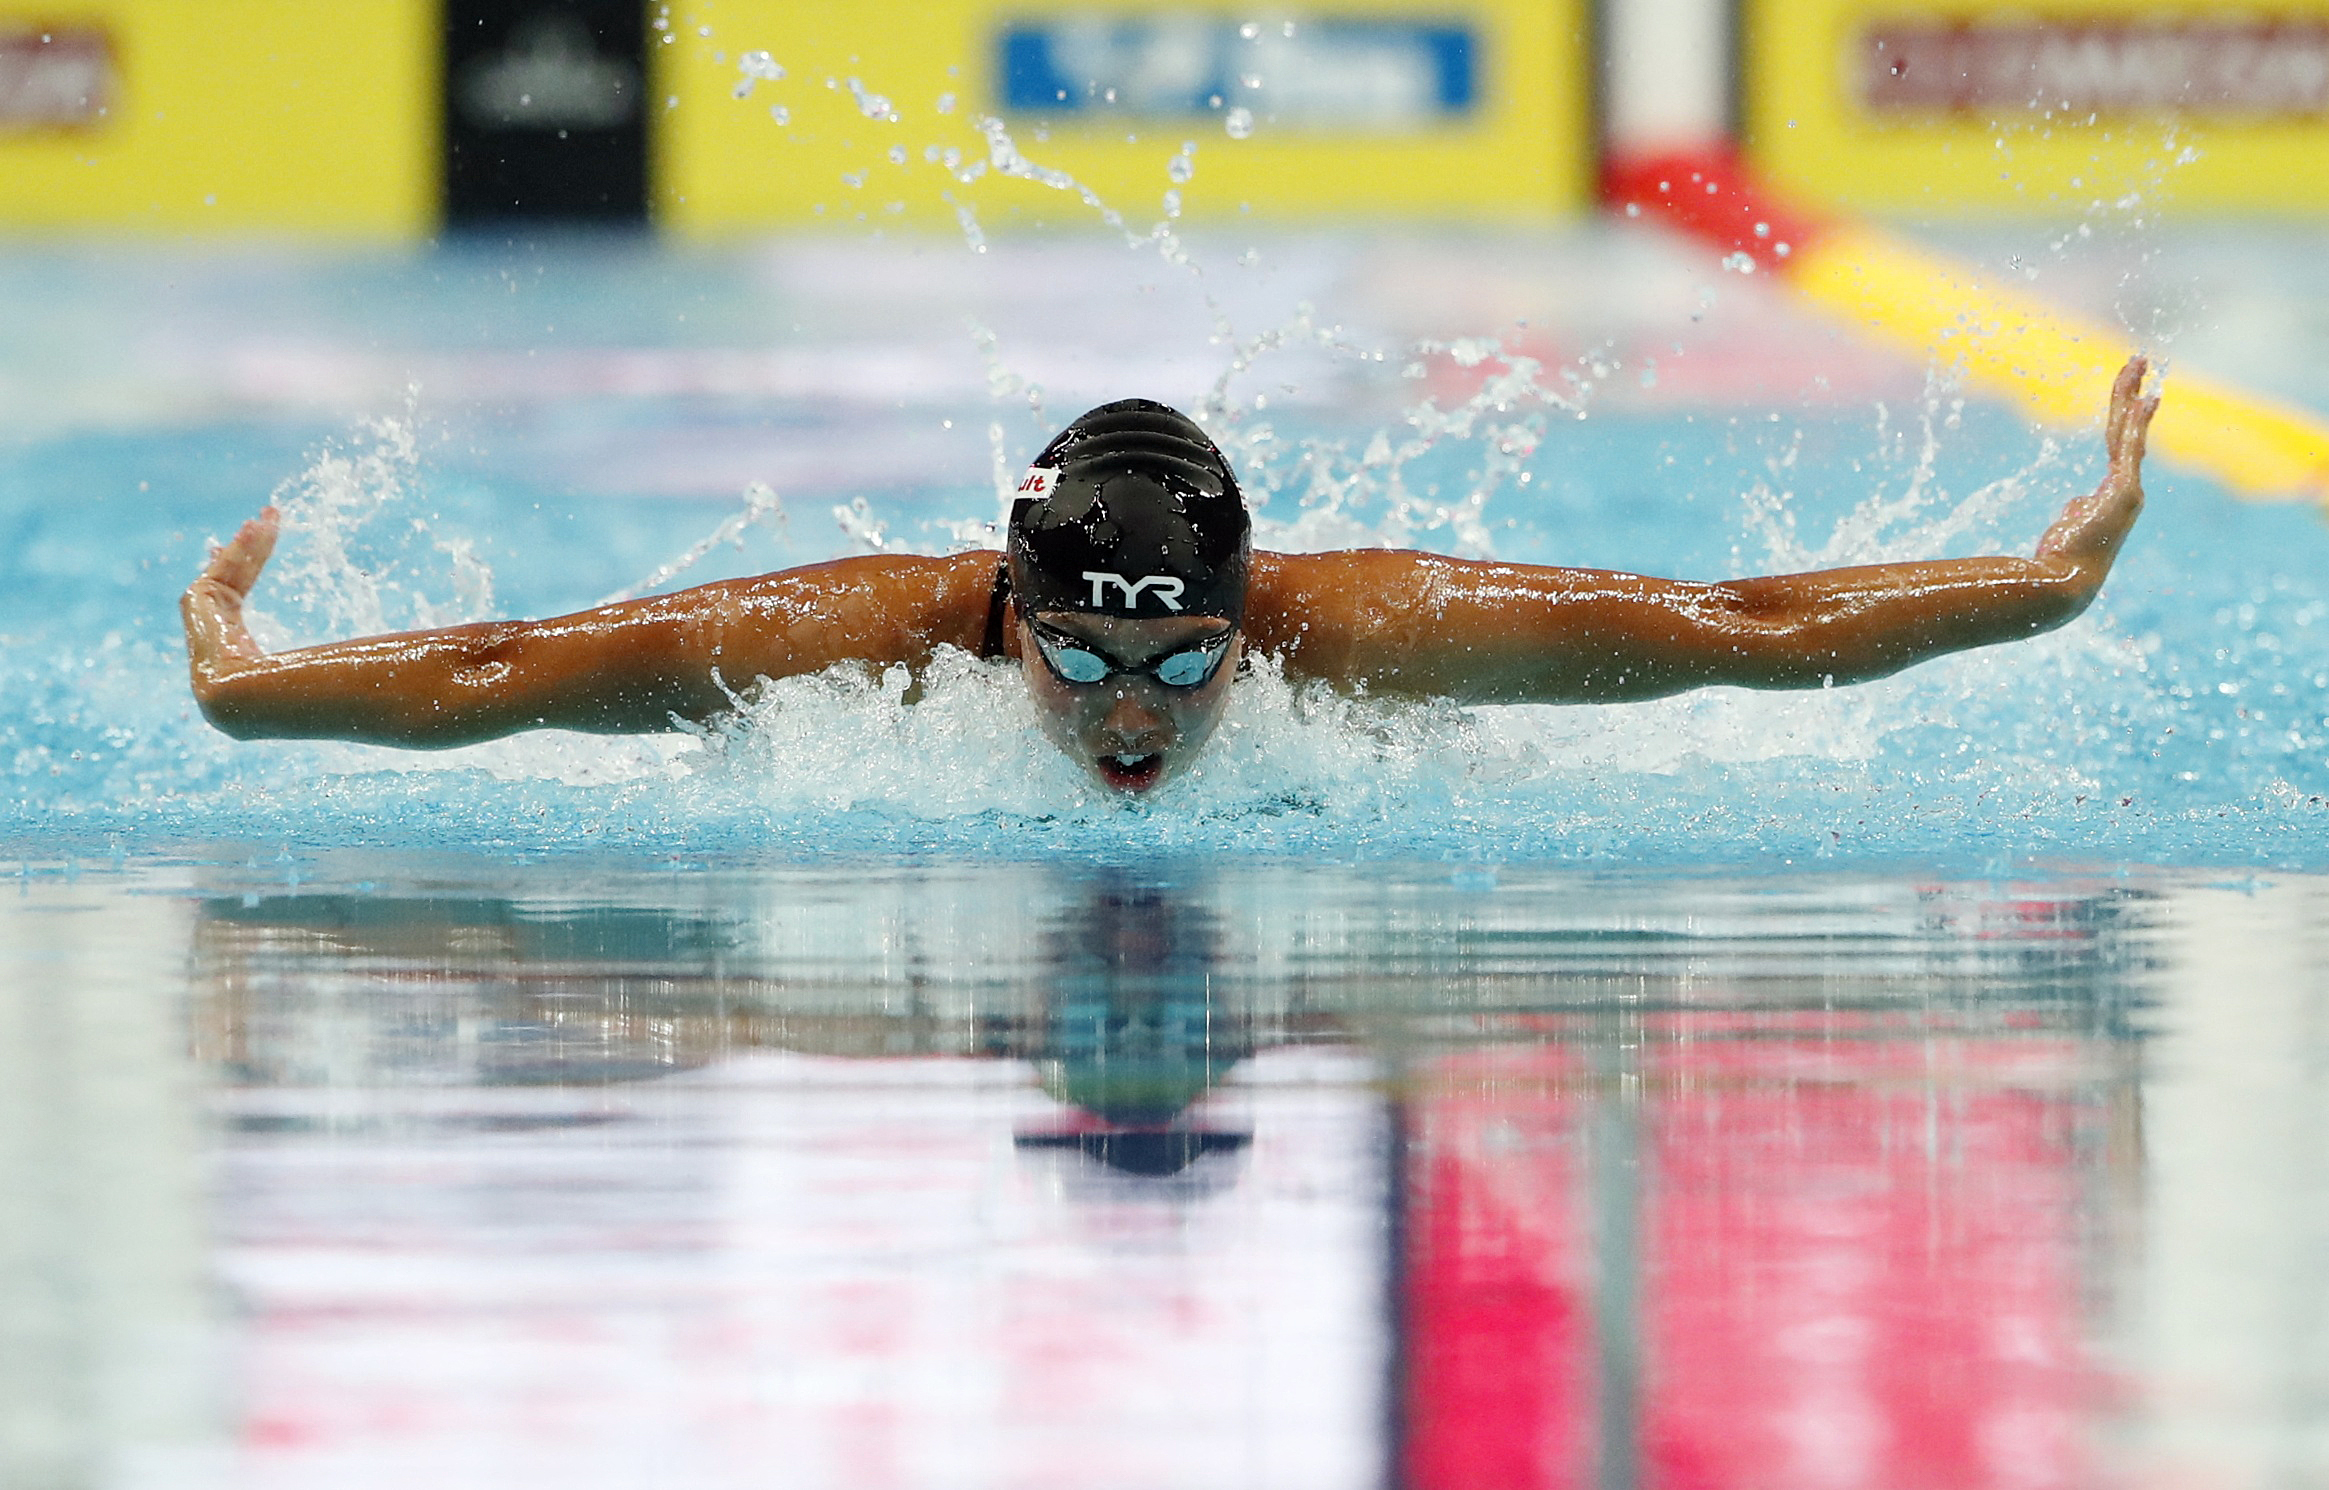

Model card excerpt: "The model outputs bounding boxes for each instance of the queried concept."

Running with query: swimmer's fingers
[201,505,281,599]
[2105,355,2160,482]
[2036,361,2155,573]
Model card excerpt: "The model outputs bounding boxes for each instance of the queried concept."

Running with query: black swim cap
[1007,399,1251,623]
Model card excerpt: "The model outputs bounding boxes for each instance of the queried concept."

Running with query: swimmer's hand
[2035,354,2157,603]
[181,504,281,702]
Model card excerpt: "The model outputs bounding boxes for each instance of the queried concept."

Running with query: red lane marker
[1601,147,1836,277]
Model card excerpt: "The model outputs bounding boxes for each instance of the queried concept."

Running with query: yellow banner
[0,0,435,235]
[1744,0,2329,212]
[653,0,1590,233]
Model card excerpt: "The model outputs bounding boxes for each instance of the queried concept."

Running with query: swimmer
[183,356,2158,795]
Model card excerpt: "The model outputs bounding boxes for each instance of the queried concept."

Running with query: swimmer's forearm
[1667,555,2095,694]
[1258,549,2096,705]
[187,553,1003,747]
[1415,560,2088,704]
[191,619,733,747]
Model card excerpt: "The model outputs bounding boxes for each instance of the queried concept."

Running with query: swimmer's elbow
[190,673,272,739]
[197,698,267,740]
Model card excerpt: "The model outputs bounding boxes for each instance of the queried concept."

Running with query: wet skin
[1018,611,1243,793]
[183,358,2159,795]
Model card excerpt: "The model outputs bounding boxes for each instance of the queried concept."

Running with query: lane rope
[1605,149,2329,509]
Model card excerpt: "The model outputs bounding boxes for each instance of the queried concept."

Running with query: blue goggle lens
[1046,643,1114,685]
[1152,647,1220,687]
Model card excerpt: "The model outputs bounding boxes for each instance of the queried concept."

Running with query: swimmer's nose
[1097,693,1172,754]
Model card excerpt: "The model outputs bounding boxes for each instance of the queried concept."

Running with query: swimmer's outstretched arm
[181,512,998,747]
[1252,355,2158,705]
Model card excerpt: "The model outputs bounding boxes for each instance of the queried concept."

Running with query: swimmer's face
[1019,610,1244,795]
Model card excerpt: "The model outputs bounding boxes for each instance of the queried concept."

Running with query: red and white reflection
[1402,1015,2124,1490]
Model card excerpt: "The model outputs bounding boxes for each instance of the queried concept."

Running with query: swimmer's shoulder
[705,550,1004,657]
[1244,549,1458,638]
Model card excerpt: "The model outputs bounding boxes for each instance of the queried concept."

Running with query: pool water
[0,226,2324,867]
[2,219,2326,1488]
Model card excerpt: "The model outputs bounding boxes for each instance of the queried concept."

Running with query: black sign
[444,1,646,225]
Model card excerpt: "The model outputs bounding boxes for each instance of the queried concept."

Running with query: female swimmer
[183,357,2158,796]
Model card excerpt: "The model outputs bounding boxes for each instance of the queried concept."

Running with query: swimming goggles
[1029,622,1234,689]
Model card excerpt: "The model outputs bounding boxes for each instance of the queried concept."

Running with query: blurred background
[5,0,2323,230]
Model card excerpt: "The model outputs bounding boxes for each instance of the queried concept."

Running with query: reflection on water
[1000,879,1255,1178]
[6,858,2329,1488]
[0,884,216,1490]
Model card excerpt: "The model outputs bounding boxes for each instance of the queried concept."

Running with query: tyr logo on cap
[1017,466,1060,496]
[1083,571,1186,612]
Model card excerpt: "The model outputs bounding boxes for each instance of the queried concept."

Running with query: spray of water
[596,483,787,606]
[250,403,493,649]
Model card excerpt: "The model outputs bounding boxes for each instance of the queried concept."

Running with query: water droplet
[1239,20,1260,39]
[1167,140,1196,183]
[935,91,956,114]
[733,49,782,97]
[770,105,789,124]
[848,77,898,121]
[1224,107,1254,139]
[1163,188,1182,218]
[888,144,906,164]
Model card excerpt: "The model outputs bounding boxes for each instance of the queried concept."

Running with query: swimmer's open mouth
[1096,752,1165,792]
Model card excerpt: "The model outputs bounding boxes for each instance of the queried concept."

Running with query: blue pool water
[3,228,2324,871]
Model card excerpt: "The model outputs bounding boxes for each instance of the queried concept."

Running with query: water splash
[848,77,899,123]
[597,483,787,606]
[1194,316,1595,556]
[832,497,890,553]
[251,407,492,648]
[1738,373,2068,574]
[732,50,782,100]
[692,645,1550,830]
[952,198,987,254]
[975,114,1133,240]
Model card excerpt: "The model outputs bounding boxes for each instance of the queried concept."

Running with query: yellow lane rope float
[1606,150,2329,509]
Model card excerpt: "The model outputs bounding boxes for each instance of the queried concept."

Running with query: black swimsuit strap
[981,561,1012,660]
